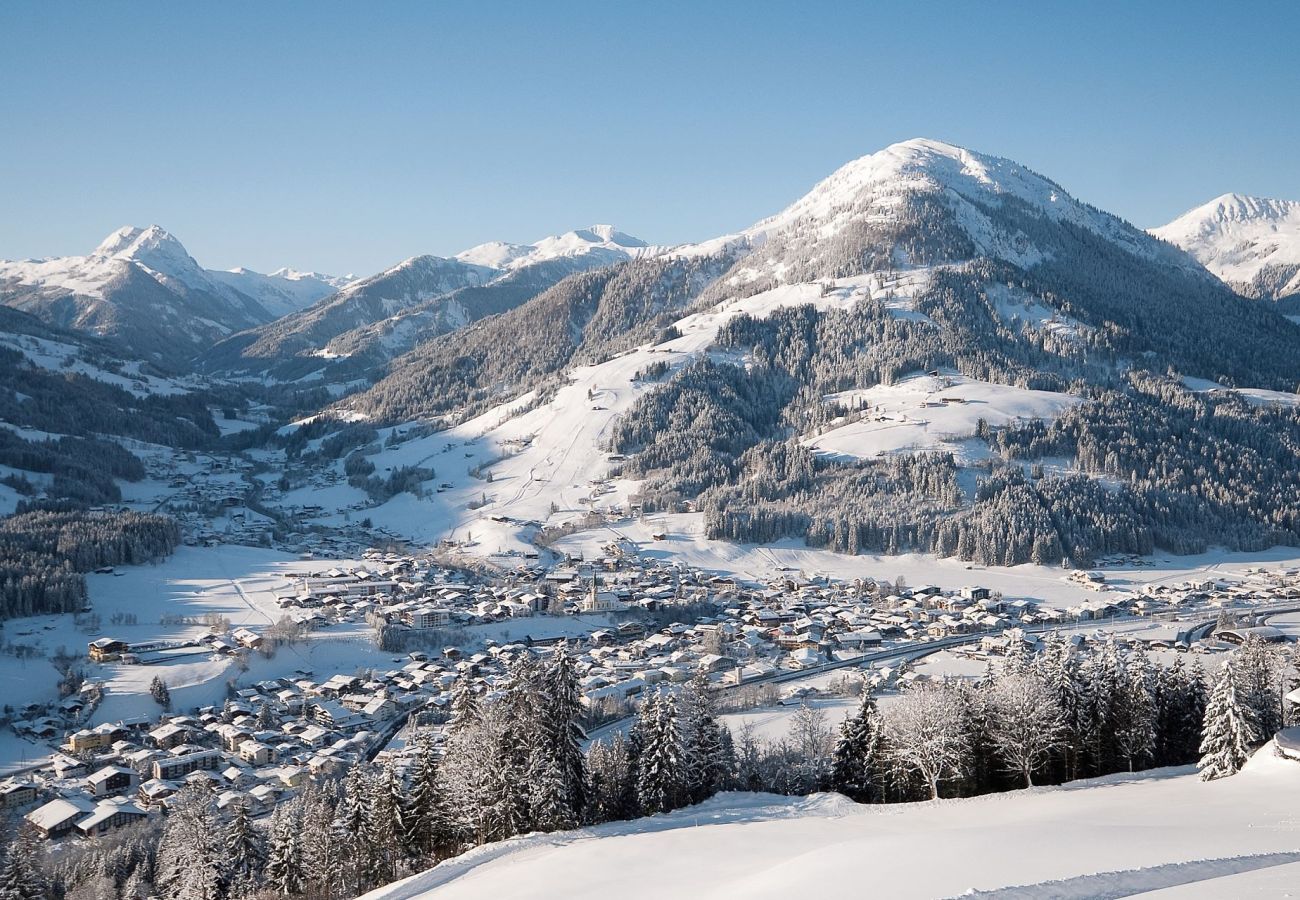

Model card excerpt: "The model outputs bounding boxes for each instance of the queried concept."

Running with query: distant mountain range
[198,224,671,382]
[0,225,353,364]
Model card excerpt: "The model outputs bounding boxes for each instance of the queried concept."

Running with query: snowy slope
[363,750,1300,900]
[203,227,667,381]
[1153,193,1300,300]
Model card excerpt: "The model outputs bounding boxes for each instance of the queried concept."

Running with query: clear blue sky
[3,0,1298,276]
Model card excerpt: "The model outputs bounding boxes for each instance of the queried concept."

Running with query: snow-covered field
[362,749,1300,900]
[804,371,1080,463]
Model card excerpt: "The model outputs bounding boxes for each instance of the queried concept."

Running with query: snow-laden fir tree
[338,763,373,894]
[403,734,456,863]
[299,782,346,900]
[1113,647,1158,772]
[264,802,305,896]
[0,824,46,900]
[1235,635,1284,742]
[587,733,637,823]
[366,763,404,884]
[543,645,589,817]
[223,800,266,898]
[149,675,171,710]
[680,674,730,804]
[634,691,686,815]
[156,784,222,900]
[527,740,577,832]
[1199,658,1255,781]
[830,691,884,802]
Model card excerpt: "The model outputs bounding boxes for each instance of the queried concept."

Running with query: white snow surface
[1154,193,1300,294]
[362,749,1300,900]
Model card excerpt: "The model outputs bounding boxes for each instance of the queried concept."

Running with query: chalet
[27,797,95,839]
[88,638,129,662]
[231,627,263,649]
[137,778,179,807]
[76,799,148,838]
[311,699,365,731]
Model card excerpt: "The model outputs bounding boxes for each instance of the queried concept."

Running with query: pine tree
[448,676,480,732]
[830,692,884,802]
[339,765,373,893]
[255,702,277,731]
[587,733,637,823]
[543,647,589,819]
[265,804,305,896]
[299,783,345,900]
[635,691,685,815]
[0,824,46,900]
[1199,659,1253,781]
[1113,648,1157,772]
[365,763,403,885]
[149,675,171,710]
[224,800,266,898]
[527,742,576,832]
[156,784,222,900]
[404,735,455,862]
[680,674,727,804]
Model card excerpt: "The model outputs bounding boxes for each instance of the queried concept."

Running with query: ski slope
[362,749,1300,900]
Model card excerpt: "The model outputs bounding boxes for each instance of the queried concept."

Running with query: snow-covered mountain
[456,224,661,271]
[0,225,350,362]
[330,137,1300,578]
[700,137,1202,287]
[1153,193,1300,301]
[212,266,357,318]
[201,225,664,381]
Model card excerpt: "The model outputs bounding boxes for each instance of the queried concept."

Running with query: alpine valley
[7,138,1300,899]
[6,138,1300,586]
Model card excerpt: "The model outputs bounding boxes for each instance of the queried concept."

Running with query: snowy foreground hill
[366,749,1300,900]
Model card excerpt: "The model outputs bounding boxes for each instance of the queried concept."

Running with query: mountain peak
[93,224,187,261]
[1154,193,1300,297]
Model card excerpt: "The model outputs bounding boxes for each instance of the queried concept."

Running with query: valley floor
[362,749,1300,900]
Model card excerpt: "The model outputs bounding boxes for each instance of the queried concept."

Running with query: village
[3,539,1299,845]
